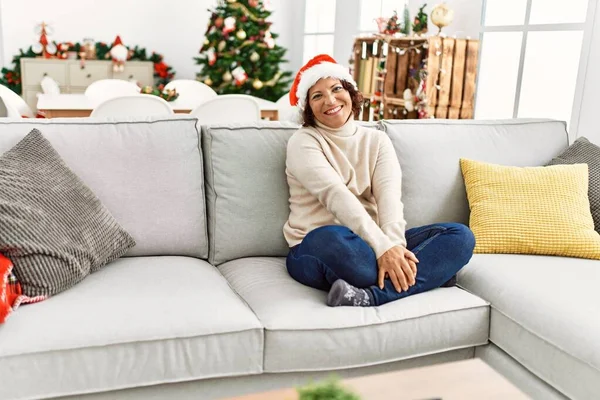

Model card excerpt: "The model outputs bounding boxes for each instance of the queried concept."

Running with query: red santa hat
[289,54,357,111]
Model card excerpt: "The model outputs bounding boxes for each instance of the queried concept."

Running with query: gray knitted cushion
[547,137,600,233]
[0,129,135,298]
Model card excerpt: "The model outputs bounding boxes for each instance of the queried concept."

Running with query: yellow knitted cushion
[460,158,600,259]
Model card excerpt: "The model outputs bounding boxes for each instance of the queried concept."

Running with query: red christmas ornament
[249,0,259,6]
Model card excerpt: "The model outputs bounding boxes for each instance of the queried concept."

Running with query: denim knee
[447,223,475,264]
[302,225,353,254]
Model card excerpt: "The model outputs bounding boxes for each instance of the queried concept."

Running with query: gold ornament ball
[218,40,226,51]
[227,0,236,3]
[204,78,213,86]
[223,71,233,82]
[236,30,247,40]
[252,79,263,90]
[431,3,454,34]
[204,39,210,46]
[250,52,260,62]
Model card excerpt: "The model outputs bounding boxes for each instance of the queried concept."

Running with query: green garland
[0,41,175,95]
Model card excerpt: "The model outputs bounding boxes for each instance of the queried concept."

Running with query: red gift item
[0,254,22,323]
[0,254,46,323]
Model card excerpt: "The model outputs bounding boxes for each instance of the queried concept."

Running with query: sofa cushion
[219,257,489,373]
[382,119,568,229]
[0,256,263,400]
[202,121,380,265]
[202,122,297,265]
[0,129,135,298]
[460,159,600,259]
[0,117,207,258]
[458,254,600,399]
[547,137,600,232]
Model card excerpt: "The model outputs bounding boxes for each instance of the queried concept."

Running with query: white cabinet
[113,64,153,84]
[20,58,154,110]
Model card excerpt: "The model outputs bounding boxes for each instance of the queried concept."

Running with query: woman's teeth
[325,106,341,115]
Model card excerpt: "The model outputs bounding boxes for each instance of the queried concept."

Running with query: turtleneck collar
[314,115,357,137]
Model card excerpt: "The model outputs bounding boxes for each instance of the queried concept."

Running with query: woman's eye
[333,86,343,92]
[312,94,321,100]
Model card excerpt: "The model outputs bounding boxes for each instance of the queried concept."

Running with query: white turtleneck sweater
[283,118,407,259]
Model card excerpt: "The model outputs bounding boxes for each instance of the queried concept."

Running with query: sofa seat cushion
[458,254,600,399]
[219,257,489,373]
[0,256,263,400]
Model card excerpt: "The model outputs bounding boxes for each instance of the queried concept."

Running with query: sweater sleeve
[371,133,407,247]
[287,132,395,258]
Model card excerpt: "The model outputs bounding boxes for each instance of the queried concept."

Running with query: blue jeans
[286,223,475,306]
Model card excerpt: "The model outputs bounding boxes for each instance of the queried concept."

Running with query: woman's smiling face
[307,77,352,129]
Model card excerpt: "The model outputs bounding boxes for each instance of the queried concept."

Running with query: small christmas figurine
[109,35,128,72]
[413,4,429,36]
[31,22,57,58]
[385,11,400,35]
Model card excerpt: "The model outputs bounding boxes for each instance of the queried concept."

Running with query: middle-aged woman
[283,54,475,307]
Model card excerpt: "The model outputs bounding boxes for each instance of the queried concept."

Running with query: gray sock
[327,279,373,307]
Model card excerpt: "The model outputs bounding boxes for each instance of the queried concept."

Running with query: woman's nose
[325,92,336,104]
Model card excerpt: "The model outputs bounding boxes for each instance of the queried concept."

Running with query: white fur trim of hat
[294,62,357,111]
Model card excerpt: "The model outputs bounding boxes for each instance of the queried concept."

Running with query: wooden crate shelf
[351,35,479,121]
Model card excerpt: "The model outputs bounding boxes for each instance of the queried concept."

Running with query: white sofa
[0,117,595,400]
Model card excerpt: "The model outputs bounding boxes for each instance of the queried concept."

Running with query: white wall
[575,3,600,144]
[0,0,293,81]
[408,0,482,39]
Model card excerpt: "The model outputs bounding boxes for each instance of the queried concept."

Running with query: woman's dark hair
[302,79,364,127]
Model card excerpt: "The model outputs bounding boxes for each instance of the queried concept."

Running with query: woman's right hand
[377,246,419,292]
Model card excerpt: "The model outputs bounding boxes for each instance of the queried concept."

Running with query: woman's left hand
[405,253,418,278]
[377,246,419,292]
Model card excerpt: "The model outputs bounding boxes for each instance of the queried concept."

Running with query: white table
[37,94,279,120]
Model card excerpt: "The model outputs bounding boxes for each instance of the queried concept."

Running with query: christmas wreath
[0,40,175,95]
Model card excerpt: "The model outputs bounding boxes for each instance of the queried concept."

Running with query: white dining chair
[0,95,22,118]
[85,79,141,104]
[40,76,61,95]
[164,79,217,108]
[0,84,35,117]
[90,95,174,118]
[189,94,260,124]
[275,92,298,122]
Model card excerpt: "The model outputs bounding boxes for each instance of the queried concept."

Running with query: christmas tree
[413,4,429,35]
[196,0,292,102]
[401,5,411,35]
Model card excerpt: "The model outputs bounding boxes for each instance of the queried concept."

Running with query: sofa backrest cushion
[202,121,379,265]
[382,119,569,229]
[0,117,208,258]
